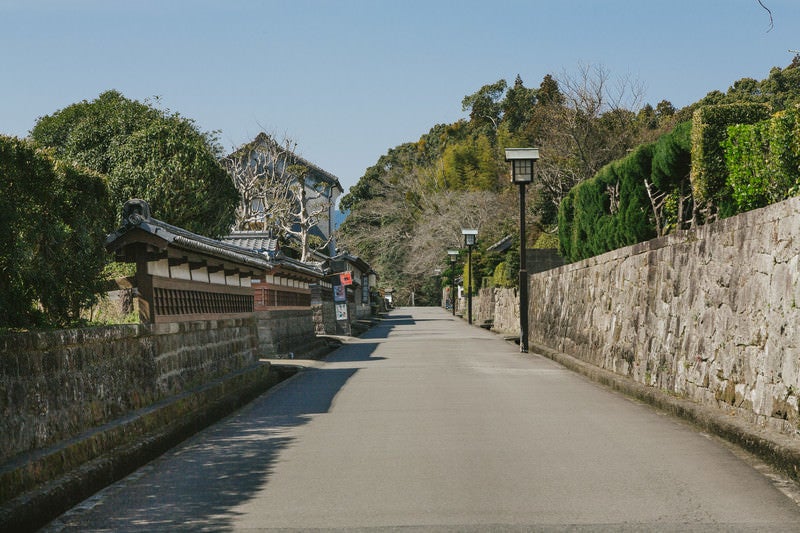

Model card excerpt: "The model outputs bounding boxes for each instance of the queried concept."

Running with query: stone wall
[0,318,258,463]
[527,196,800,437]
[471,287,521,335]
[474,287,496,326]
[312,301,337,335]
[491,287,520,335]
[256,309,323,357]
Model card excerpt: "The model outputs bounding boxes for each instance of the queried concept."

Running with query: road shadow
[356,312,456,340]
[50,366,361,532]
[325,340,385,363]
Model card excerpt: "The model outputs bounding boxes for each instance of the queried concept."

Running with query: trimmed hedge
[650,121,693,233]
[558,104,784,263]
[690,103,771,217]
[558,144,655,262]
[0,136,112,327]
[724,108,800,212]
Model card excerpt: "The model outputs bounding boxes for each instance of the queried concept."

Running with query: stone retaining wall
[256,309,325,357]
[471,287,520,335]
[527,196,800,438]
[474,288,495,326]
[491,287,520,335]
[0,318,258,464]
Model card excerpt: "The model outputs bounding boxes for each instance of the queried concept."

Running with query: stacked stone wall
[491,287,520,335]
[256,309,321,357]
[0,318,258,463]
[527,196,800,437]
[474,288,496,326]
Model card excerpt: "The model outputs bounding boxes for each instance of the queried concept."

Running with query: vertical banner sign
[333,285,346,303]
[335,271,352,325]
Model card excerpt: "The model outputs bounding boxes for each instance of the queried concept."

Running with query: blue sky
[2,0,799,197]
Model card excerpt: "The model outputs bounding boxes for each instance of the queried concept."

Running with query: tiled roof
[487,234,514,253]
[105,200,272,271]
[223,231,325,278]
[106,200,325,279]
[222,232,279,255]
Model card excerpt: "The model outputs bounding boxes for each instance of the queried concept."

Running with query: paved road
[45,307,800,531]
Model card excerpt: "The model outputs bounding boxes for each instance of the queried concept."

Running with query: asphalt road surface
[45,307,800,532]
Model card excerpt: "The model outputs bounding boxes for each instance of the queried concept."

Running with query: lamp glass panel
[512,159,533,183]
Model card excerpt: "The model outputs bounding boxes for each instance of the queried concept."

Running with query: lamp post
[505,147,540,353]
[448,249,459,316]
[461,229,478,325]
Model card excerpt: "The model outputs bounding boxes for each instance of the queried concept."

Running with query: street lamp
[447,249,459,316]
[461,229,478,325]
[505,147,539,353]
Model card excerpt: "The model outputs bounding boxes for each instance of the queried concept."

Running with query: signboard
[362,275,369,304]
[333,285,346,303]
[335,303,348,321]
[339,271,353,286]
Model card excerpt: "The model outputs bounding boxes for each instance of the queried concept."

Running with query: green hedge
[0,136,112,328]
[724,108,800,212]
[690,103,771,217]
[557,103,798,263]
[558,144,655,262]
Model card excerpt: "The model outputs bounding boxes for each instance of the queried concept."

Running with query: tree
[0,136,112,327]
[526,65,648,227]
[225,134,299,232]
[655,100,677,125]
[461,79,508,136]
[501,75,538,132]
[225,133,339,262]
[279,164,336,262]
[31,90,237,237]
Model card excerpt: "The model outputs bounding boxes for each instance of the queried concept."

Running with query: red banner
[340,272,353,286]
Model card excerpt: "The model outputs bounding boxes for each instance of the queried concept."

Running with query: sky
[2,0,799,199]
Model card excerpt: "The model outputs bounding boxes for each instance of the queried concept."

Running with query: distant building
[224,132,343,256]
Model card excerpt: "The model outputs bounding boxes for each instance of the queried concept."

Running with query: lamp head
[505,148,540,184]
[461,229,478,247]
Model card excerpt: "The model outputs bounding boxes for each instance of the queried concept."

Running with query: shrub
[558,144,655,262]
[725,108,800,212]
[690,103,771,217]
[492,261,515,288]
[0,136,112,327]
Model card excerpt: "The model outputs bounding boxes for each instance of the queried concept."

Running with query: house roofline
[226,132,343,192]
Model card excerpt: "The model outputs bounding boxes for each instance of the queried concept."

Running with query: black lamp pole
[518,181,528,352]
[505,148,539,353]
[448,250,458,316]
[467,244,473,324]
[461,229,477,325]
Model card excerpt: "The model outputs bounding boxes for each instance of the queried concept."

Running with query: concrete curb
[528,341,800,483]
[0,362,298,533]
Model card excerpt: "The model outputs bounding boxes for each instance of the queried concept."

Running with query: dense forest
[338,60,800,306]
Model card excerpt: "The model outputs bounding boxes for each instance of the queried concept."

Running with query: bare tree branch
[758,0,774,32]
[224,134,334,262]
